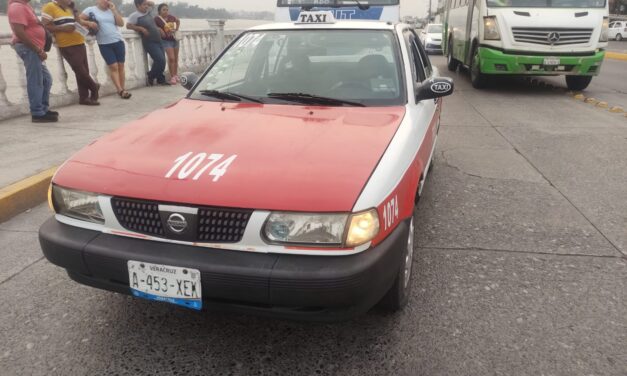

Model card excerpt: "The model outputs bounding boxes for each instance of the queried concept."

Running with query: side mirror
[179,72,198,91]
[416,77,454,102]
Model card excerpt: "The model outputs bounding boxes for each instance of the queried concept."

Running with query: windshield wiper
[267,92,365,107]
[198,90,264,104]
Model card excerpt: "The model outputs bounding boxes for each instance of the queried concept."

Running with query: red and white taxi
[40,11,453,321]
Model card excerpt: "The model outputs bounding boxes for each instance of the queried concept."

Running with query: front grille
[111,198,164,236]
[198,208,251,243]
[111,197,252,243]
[512,27,593,46]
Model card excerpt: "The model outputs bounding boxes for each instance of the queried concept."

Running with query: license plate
[543,57,560,66]
[128,261,202,310]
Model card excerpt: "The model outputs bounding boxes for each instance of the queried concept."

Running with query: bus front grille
[512,27,593,46]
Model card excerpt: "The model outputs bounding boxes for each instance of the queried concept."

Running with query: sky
[174,0,431,18]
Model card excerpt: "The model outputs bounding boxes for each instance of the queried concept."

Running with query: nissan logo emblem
[167,213,188,233]
[547,32,560,44]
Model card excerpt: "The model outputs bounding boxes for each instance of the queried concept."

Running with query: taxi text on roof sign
[295,10,336,23]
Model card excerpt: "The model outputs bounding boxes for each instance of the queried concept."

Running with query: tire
[378,209,417,312]
[566,75,593,91]
[616,34,623,41]
[470,46,488,89]
[446,39,459,72]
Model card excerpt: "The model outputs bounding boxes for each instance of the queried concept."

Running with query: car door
[403,29,438,183]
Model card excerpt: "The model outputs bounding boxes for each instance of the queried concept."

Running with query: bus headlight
[600,17,609,42]
[51,185,104,224]
[483,16,501,40]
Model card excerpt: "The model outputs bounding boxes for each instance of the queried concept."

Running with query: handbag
[44,30,53,52]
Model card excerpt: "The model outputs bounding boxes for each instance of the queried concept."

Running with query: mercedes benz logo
[547,32,560,44]
[167,213,188,233]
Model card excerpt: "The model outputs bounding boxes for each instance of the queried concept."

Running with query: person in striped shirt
[42,0,101,105]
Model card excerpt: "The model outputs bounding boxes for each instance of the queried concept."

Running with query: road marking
[0,167,57,223]
[605,51,627,61]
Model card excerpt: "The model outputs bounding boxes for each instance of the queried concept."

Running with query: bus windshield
[277,0,400,6]
[486,0,605,7]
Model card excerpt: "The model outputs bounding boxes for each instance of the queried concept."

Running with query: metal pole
[428,0,432,23]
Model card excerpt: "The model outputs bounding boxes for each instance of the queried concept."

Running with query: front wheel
[446,40,459,72]
[378,209,416,312]
[616,34,623,41]
[470,47,488,89]
[566,75,593,91]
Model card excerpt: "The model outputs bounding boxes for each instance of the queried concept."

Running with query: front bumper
[39,217,408,321]
[478,46,605,76]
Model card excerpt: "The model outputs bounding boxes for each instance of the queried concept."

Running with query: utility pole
[428,0,432,23]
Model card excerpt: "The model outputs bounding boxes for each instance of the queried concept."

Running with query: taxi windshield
[189,29,405,106]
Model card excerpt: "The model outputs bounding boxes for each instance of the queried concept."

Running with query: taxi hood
[53,99,406,212]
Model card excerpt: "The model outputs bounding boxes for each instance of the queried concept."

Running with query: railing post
[86,39,100,84]
[208,20,226,60]
[126,37,139,81]
[55,46,71,94]
[0,63,9,106]
[178,33,188,71]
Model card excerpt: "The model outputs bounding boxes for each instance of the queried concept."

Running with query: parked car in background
[420,23,443,54]
[609,21,626,41]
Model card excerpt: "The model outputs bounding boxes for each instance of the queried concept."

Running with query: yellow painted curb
[0,167,57,223]
[596,101,609,108]
[584,97,599,104]
[606,51,627,61]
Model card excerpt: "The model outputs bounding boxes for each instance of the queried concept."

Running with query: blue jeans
[14,43,52,117]
[143,40,166,84]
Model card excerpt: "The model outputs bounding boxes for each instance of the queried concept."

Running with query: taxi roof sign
[295,11,336,24]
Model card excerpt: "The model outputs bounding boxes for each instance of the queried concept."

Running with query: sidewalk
[0,85,187,222]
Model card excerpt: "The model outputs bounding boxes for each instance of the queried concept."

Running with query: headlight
[345,209,379,248]
[263,208,380,247]
[483,16,501,40]
[51,185,104,224]
[264,212,348,245]
[600,17,609,42]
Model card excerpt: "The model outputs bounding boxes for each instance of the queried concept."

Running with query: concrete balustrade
[0,20,241,121]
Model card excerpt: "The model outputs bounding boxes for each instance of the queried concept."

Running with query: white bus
[443,0,609,90]
[275,0,400,22]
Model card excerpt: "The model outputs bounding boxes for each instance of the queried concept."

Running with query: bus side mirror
[416,77,454,101]
[180,72,198,91]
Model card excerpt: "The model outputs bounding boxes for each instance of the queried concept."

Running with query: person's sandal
[119,90,132,99]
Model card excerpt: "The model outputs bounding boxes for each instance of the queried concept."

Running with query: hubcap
[403,216,415,289]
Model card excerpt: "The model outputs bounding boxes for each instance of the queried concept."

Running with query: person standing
[81,0,131,99]
[155,3,180,85]
[8,0,58,122]
[42,0,101,105]
[127,0,169,86]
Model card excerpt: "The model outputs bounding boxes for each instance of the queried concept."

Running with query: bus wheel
[378,208,417,312]
[566,75,592,91]
[446,40,459,72]
[470,47,488,89]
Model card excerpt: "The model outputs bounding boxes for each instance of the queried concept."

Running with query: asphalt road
[0,57,626,376]
[541,57,627,108]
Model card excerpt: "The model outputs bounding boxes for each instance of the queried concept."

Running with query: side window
[403,32,418,83]
[412,35,433,78]
[404,31,427,83]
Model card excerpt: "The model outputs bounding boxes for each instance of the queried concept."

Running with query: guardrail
[0,20,241,121]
